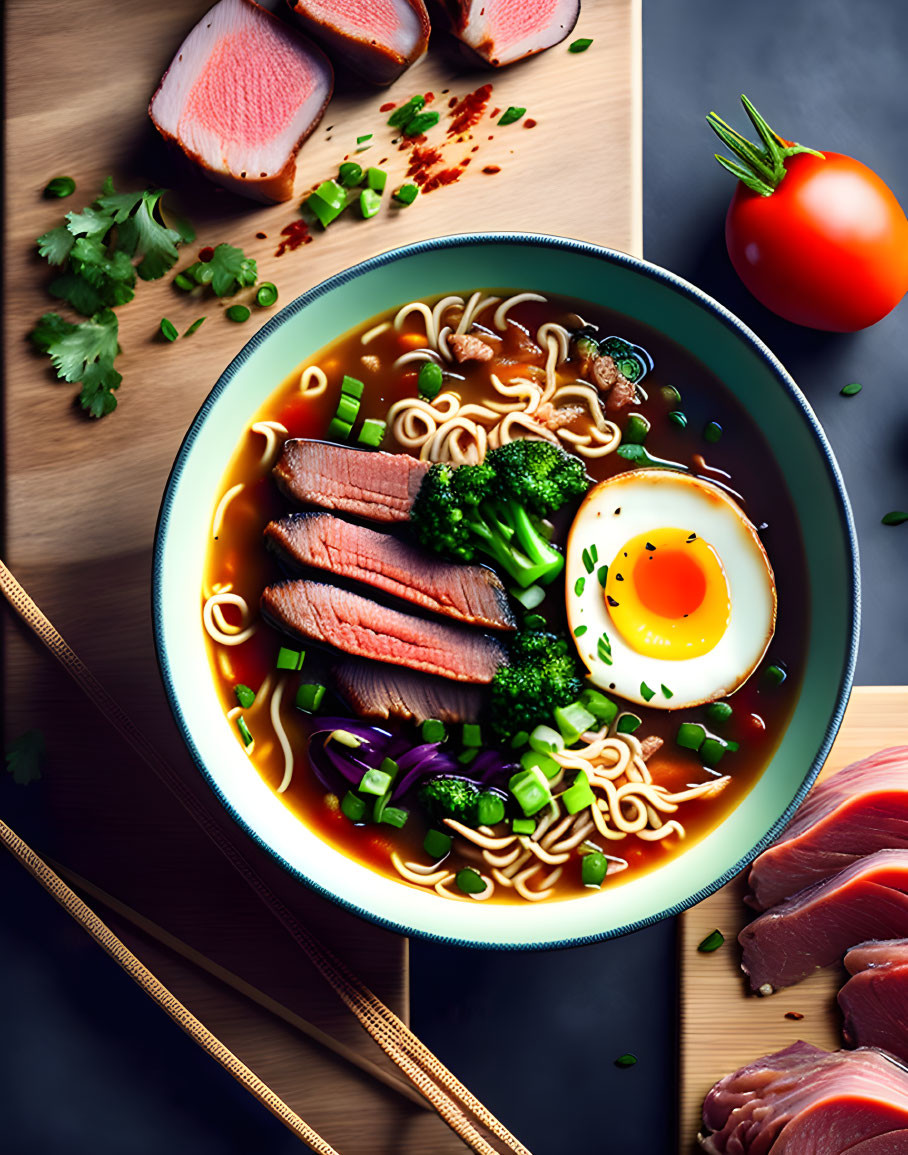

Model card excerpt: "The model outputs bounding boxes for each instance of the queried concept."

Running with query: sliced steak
[149,0,333,203]
[273,440,429,522]
[444,0,580,68]
[289,0,429,85]
[262,580,507,683]
[840,940,908,1065]
[739,850,908,993]
[265,513,515,631]
[699,1041,908,1154]
[332,658,482,724]
[747,747,908,911]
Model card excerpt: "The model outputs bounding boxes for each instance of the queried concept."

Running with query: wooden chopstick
[0,816,342,1155]
[48,858,428,1109]
[0,558,531,1155]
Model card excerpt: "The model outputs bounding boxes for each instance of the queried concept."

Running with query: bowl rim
[152,231,860,951]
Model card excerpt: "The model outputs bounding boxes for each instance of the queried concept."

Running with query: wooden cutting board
[679,685,908,1152]
[2,2,641,1150]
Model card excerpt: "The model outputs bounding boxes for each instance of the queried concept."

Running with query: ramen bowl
[153,233,859,949]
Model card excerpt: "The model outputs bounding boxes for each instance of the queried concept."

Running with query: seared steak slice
[261,580,507,683]
[289,0,429,86]
[739,849,908,993]
[443,0,580,68]
[265,513,515,631]
[148,0,333,203]
[273,440,429,522]
[332,658,482,724]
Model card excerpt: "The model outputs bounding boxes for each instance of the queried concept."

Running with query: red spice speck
[421,167,465,193]
[255,231,267,239]
[491,107,501,117]
[524,118,537,128]
[424,91,435,102]
[471,145,479,153]
[275,219,312,257]
[198,246,215,262]
[487,135,494,140]
[407,144,444,181]
[380,101,396,112]
[482,165,501,174]
[448,96,458,108]
[449,84,493,136]
[785,1012,804,1021]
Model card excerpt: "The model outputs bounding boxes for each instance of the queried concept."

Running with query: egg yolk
[604,528,730,659]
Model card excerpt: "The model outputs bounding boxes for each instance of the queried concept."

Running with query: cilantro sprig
[180,243,258,297]
[30,178,188,418]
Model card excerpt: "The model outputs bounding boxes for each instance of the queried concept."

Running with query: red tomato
[725,150,908,331]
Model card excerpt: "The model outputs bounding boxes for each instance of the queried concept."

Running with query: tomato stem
[707,94,824,197]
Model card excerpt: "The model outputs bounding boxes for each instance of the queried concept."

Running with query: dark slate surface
[4,4,907,1154]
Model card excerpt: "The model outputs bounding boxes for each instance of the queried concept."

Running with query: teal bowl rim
[152,231,860,951]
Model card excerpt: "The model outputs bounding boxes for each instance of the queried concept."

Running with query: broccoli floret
[411,461,566,587]
[486,440,590,517]
[419,776,480,824]
[488,628,583,739]
[410,442,588,588]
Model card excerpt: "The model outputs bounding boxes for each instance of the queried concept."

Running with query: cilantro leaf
[79,360,122,417]
[65,203,115,241]
[115,189,181,280]
[95,184,146,223]
[49,271,106,316]
[190,243,258,297]
[42,308,119,383]
[70,237,136,307]
[30,312,78,353]
[5,730,45,785]
[37,226,75,265]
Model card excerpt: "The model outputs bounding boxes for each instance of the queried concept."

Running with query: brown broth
[203,292,808,902]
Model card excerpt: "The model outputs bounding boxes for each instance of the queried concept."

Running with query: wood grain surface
[679,685,908,1152]
[2,2,641,1151]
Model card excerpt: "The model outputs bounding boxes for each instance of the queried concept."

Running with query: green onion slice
[256,282,278,308]
[160,318,178,342]
[44,176,76,198]
[226,305,250,323]
[697,929,725,953]
[569,38,594,52]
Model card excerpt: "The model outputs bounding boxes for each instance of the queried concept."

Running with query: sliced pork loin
[262,579,507,682]
[747,746,908,911]
[332,658,482,724]
[443,0,580,68]
[274,440,429,523]
[149,0,333,202]
[265,513,515,630]
[739,850,908,993]
[840,940,908,1065]
[699,1041,908,1154]
[289,0,430,85]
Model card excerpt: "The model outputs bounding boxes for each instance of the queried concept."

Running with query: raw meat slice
[273,440,429,522]
[699,1041,908,1154]
[443,0,580,68]
[840,941,908,1065]
[845,939,908,974]
[261,579,508,682]
[738,850,908,993]
[747,747,908,910]
[265,513,516,630]
[149,0,333,202]
[289,0,429,85]
[332,658,483,724]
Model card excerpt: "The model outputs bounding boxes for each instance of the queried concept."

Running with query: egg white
[565,469,777,709]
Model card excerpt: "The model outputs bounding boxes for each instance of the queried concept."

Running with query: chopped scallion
[569,37,593,52]
[424,829,452,859]
[393,183,419,205]
[334,392,361,425]
[327,415,353,441]
[462,723,482,748]
[417,360,443,399]
[476,792,505,826]
[512,818,535,835]
[256,282,278,308]
[764,664,787,687]
[294,683,325,712]
[554,701,597,744]
[341,374,365,398]
[677,722,706,751]
[623,414,650,444]
[697,929,725,953]
[509,767,553,816]
[616,712,642,734]
[341,791,366,822]
[380,805,409,829]
[580,689,618,727]
[706,701,733,724]
[402,111,440,136]
[184,317,205,336]
[614,1053,637,1069]
[174,273,194,292]
[840,381,862,396]
[358,767,393,796]
[704,420,723,443]
[455,868,486,894]
[236,717,253,747]
[160,318,178,342]
[421,718,446,744]
[640,682,656,702]
[276,646,305,671]
[226,305,250,323]
[561,771,595,815]
[366,167,387,193]
[359,189,381,218]
[357,418,387,448]
[498,106,526,126]
[529,725,564,754]
[512,584,545,609]
[882,511,908,526]
[520,749,560,780]
[338,162,364,187]
[661,684,674,700]
[234,684,256,709]
[387,96,425,128]
[44,175,76,198]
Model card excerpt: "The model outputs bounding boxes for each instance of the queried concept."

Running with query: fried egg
[565,470,776,709]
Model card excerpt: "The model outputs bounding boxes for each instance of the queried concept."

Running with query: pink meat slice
[261,579,507,683]
[149,0,333,202]
[332,658,483,724]
[273,440,429,523]
[738,849,908,993]
[845,939,908,974]
[265,513,515,630]
[289,0,429,85]
[843,1133,908,1154]
[444,0,580,68]
[747,747,908,911]
[699,1041,908,1155]
[839,940,908,1065]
